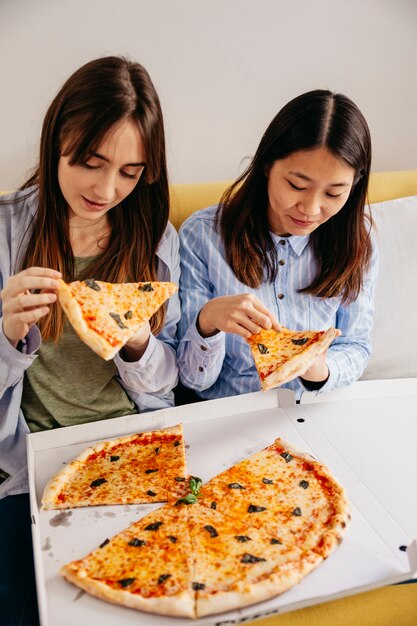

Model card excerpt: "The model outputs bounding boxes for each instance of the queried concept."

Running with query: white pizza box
[27,378,417,626]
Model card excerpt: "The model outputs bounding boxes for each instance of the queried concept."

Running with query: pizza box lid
[27,378,417,626]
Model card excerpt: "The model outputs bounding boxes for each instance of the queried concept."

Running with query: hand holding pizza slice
[57,278,177,360]
[247,326,340,391]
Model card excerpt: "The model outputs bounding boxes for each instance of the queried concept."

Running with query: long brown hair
[19,56,169,339]
[217,90,372,303]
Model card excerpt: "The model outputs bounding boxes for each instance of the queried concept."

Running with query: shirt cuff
[187,316,226,352]
[0,320,41,366]
[113,333,157,372]
[312,354,340,394]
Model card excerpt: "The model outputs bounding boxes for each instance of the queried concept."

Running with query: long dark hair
[19,56,169,339]
[218,89,372,303]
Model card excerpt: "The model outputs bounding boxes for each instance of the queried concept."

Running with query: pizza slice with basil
[198,437,350,558]
[58,278,177,360]
[247,326,338,391]
[41,424,187,510]
[60,503,196,617]
[187,501,322,618]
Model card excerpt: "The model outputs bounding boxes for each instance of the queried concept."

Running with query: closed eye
[288,180,306,191]
[120,170,141,180]
[121,165,145,180]
[81,162,99,170]
[326,191,344,198]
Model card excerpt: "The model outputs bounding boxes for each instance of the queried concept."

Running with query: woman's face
[266,146,355,236]
[58,118,146,225]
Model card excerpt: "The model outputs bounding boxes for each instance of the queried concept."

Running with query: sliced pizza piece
[41,424,187,510]
[198,437,350,558]
[61,504,196,617]
[58,278,177,360]
[186,502,322,618]
[247,326,338,390]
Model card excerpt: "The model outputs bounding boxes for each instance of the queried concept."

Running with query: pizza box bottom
[27,380,417,626]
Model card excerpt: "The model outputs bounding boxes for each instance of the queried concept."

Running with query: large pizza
[42,424,350,618]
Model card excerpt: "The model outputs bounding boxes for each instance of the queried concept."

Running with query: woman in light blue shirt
[0,56,179,625]
[178,90,378,401]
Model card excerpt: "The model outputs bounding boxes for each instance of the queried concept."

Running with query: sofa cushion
[361,194,417,380]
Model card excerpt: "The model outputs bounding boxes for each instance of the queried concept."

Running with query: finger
[21,267,62,278]
[3,292,57,314]
[244,309,281,332]
[247,298,281,331]
[228,314,263,336]
[231,323,253,340]
[6,276,61,298]
[11,306,51,326]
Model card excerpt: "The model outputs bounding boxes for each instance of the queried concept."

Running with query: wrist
[301,365,329,384]
[2,322,19,349]
[196,307,219,338]
[122,336,150,362]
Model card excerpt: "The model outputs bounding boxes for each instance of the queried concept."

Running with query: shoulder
[0,186,38,221]
[156,221,179,271]
[179,205,219,238]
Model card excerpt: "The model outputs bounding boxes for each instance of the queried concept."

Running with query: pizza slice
[198,437,350,558]
[247,326,338,391]
[41,424,188,510]
[60,504,196,617]
[58,278,177,360]
[186,502,321,618]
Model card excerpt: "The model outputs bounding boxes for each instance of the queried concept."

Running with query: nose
[93,171,117,202]
[298,192,321,217]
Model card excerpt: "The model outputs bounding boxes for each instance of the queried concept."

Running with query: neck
[69,215,111,257]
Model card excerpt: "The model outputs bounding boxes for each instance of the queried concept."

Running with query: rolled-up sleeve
[177,214,226,391]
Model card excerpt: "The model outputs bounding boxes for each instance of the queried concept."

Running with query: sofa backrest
[169,170,417,230]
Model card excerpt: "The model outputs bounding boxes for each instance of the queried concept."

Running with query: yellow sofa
[169,169,417,230]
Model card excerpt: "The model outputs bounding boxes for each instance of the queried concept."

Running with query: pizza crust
[270,437,351,558]
[58,279,119,360]
[261,327,337,391]
[60,563,195,617]
[196,549,321,617]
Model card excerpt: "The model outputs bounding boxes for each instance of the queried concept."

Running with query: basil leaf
[189,476,203,495]
[176,493,197,505]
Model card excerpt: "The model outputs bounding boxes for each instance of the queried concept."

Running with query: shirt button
[279,259,285,266]
[198,366,204,372]
[200,345,207,351]
[279,239,286,245]
[278,293,285,299]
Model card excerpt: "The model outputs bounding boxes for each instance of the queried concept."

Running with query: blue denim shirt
[177,205,378,401]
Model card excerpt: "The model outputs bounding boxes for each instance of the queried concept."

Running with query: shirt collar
[270,232,310,257]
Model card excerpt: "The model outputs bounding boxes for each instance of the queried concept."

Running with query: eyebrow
[90,152,146,167]
[289,171,350,187]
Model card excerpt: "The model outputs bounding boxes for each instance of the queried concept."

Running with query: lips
[290,216,316,227]
[82,196,109,211]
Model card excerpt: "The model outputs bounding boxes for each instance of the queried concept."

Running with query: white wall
[1,0,416,189]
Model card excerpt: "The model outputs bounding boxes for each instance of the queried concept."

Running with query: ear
[264,163,271,178]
